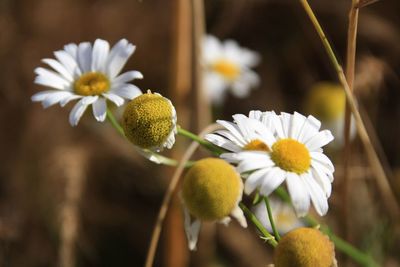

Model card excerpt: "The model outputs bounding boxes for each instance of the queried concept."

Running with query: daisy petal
[298,115,321,143]
[214,130,246,147]
[35,67,70,90]
[205,134,241,152]
[77,42,92,73]
[54,50,81,77]
[289,112,306,139]
[42,58,73,81]
[60,95,82,107]
[311,167,332,197]
[68,96,98,126]
[92,97,107,122]
[111,84,142,100]
[217,120,246,145]
[304,174,329,216]
[311,160,334,182]
[286,173,310,217]
[259,167,286,196]
[102,93,124,106]
[31,90,60,102]
[230,206,247,228]
[237,156,273,173]
[183,207,201,251]
[42,91,72,108]
[106,39,136,79]
[310,152,335,172]
[91,39,110,72]
[113,71,143,84]
[63,43,78,59]
[305,130,334,151]
[244,168,268,195]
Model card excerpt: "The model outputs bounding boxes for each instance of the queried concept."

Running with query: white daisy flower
[181,158,247,250]
[253,198,305,234]
[203,35,260,104]
[31,38,143,126]
[206,111,335,217]
[306,82,356,147]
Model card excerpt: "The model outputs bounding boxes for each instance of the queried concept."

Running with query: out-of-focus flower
[122,91,177,151]
[253,198,304,234]
[207,111,335,217]
[181,158,247,250]
[274,227,335,267]
[306,82,356,147]
[32,39,143,126]
[203,35,260,104]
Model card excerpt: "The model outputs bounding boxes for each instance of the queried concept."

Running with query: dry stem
[144,124,222,267]
[343,0,360,240]
[299,0,400,220]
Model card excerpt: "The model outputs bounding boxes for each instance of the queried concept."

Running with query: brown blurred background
[1,0,400,266]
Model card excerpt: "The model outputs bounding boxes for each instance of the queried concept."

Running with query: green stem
[177,127,225,155]
[106,109,125,137]
[239,202,278,248]
[275,187,378,267]
[106,109,193,168]
[264,196,281,241]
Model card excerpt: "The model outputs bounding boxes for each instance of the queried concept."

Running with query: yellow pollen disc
[306,82,345,121]
[182,158,241,221]
[212,59,240,80]
[74,72,110,96]
[271,139,311,174]
[122,92,174,149]
[274,227,335,267]
[244,139,270,152]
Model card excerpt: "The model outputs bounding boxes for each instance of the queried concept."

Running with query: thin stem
[177,127,225,155]
[264,196,281,241]
[298,0,400,219]
[239,202,278,248]
[144,123,223,267]
[106,108,125,137]
[343,0,360,242]
[274,187,378,267]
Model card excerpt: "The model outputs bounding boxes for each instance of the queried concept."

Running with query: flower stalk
[239,202,278,248]
[264,196,281,241]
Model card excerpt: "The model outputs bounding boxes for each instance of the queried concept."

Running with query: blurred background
[1,0,400,266]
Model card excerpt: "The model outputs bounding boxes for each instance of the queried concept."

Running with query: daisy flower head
[274,227,335,267]
[31,39,143,126]
[206,111,335,217]
[181,158,247,250]
[122,91,177,151]
[203,35,260,104]
[306,82,356,147]
[253,198,304,234]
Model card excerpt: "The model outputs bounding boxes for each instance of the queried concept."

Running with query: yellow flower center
[74,72,110,96]
[122,92,174,149]
[274,227,335,267]
[306,82,345,121]
[244,139,270,152]
[182,158,241,221]
[271,139,311,174]
[212,59,240,80]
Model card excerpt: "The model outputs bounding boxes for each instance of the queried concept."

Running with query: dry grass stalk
[357,0,380,8]
[145,124,223,267]
[164,0,193,265]
[192,0,211,131]
[342,0,360,241]
[299,0,400,220]
[57,147,88,267]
